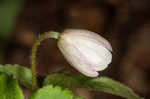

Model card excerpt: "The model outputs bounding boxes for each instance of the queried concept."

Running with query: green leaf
[43,73,81,89]
[44,73,141,99]
[29,85,83,99]
[0,64,32,89]
[85,77,141,99]
[74,97,84,99]
[0,73,24,99]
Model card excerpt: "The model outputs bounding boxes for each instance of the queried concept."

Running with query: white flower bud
[58,29,112,77]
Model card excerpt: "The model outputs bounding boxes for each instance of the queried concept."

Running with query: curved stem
[31,31,60,91]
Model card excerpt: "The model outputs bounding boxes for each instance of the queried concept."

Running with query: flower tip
[109,46,113,52]
[102,39,113,52]
[92,72,99,77]
[85,71,99,77]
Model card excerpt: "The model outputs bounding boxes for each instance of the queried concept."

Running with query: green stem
[30,31,60,91]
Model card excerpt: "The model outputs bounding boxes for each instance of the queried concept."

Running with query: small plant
[0,29,142,99]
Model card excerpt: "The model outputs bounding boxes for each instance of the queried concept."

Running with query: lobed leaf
[0,73,24,99]
[85,77,141,99]
[29,85,83,99]
[44,73,141,99]
[0,64,32,89]
[43,73,81,89]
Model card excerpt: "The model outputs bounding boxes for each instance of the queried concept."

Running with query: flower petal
[62,29,113,51]
[58,29,112,77]
[58,37,99,77]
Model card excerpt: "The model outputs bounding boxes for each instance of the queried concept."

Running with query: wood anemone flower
[58,29,112,77]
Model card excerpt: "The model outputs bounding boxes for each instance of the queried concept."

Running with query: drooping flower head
[58,29,112,77]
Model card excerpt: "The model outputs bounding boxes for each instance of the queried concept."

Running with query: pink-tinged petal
[62,29,113,51]
[58,36,99,77]
[58,29,112,77]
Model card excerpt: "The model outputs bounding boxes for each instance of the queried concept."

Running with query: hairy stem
[31,31,60,91]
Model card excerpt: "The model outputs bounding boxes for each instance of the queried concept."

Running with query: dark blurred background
[0,0,150,99]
